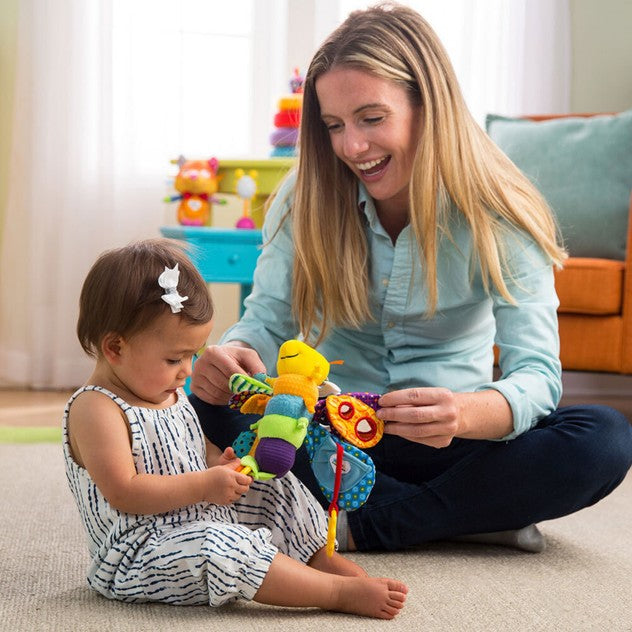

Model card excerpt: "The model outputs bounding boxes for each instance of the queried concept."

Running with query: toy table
[216,158,294,227]
[160,226,262,315]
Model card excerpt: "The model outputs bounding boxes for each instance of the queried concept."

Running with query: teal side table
[160,226,263,315]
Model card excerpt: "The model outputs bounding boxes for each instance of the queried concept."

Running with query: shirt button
[387,321,395,329]
[382,278,389,286]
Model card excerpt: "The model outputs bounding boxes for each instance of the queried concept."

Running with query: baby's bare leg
[254,553,407,619]
[308,546,367,577]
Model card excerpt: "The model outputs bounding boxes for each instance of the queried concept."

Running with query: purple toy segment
[346,392,381,410]
[313,399,329,425]
[255,437,296,477]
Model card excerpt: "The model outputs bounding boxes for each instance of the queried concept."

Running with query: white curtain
[340,0,571,123]
[1,1,122,389]
[0,0,571,390]
[426,0,571,123]
[0,0,271,388]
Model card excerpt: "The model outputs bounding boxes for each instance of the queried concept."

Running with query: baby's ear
[101,332,123,363]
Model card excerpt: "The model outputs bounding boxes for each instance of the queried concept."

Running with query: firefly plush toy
[228,339,384,555]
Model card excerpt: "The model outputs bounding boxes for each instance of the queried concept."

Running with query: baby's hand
[203,464,252,505]
[217,446,241,468]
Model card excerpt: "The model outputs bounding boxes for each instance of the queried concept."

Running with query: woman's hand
[190,342,267,405]
[377,387,514,446]
[377,387,461,448]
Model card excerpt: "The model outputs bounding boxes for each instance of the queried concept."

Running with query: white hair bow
[158,264,189,313]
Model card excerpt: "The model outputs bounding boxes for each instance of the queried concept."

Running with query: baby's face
[115,312,212,407]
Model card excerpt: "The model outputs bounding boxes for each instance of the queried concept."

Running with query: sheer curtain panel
[0,0,278,389]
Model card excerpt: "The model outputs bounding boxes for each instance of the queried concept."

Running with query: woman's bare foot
[308,547,367,577]
[332,576,408,619]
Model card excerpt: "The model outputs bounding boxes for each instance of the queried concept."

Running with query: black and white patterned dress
[63,386,327,606]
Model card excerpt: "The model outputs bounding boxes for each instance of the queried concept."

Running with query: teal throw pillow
[486,110,632,260]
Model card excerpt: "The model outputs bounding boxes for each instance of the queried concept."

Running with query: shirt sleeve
[475,229,563,440]
[219,172,299,371]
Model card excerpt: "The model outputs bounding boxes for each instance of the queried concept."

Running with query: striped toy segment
[229,373,272,395]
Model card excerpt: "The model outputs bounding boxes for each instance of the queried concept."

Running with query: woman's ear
[101,332,124,363]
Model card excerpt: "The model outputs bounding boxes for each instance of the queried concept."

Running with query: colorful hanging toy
[164,155,225,226]
[234,168,257,229]
[228,339,384,556]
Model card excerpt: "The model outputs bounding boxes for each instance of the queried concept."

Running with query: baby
[63,238,407,618]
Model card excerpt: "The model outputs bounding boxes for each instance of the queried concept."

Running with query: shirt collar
[357,181,386,236]
[357,181,411,242]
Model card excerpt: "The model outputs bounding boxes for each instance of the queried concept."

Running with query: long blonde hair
[290,2,566,343]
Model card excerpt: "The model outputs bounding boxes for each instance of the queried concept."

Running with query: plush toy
[164,156,225,226]
[228,339,384,555]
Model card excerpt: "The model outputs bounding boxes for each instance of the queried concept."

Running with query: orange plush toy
[165,156,224,226]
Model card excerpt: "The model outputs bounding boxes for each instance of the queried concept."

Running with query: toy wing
[228,373,274,413]
[313,393,384,449]
[304,423,376,511]
[229,373,272,395]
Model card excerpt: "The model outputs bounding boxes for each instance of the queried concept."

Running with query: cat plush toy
[228,339,384,555]
[164,156,224,226]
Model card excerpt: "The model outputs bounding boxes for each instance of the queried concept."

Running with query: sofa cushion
[554,257,624,315]
[486,110,632,260]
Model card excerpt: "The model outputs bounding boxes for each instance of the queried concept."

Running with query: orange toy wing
[325,394,384,449]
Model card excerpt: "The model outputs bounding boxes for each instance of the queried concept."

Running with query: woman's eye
[324,121,342,132]
[364,116,383,125]
[167,359,182,365]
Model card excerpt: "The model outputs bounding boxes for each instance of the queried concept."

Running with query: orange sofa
[553,195,632,373]
[487,111,632,375]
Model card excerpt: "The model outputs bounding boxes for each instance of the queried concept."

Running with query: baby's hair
[78,238,213,357]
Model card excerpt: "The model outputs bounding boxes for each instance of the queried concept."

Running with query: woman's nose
[342,126,369,158]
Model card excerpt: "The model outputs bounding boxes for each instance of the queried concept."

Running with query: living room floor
[1,385,631,428]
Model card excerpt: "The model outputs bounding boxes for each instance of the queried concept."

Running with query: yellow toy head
[277,340,330,385]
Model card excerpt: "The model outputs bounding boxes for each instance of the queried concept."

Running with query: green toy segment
[251,414,308,448]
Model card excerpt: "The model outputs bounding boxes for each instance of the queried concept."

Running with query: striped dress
[62,385,328,607]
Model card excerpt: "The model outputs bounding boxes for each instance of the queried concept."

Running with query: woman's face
[315,66,421,216]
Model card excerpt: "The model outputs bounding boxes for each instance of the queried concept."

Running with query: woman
[189,3,632,552]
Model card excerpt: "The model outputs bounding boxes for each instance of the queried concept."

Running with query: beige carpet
[2,443,631,632]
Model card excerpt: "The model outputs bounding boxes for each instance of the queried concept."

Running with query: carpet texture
[1,442,631,632]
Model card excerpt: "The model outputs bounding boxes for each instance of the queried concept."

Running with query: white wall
[570,0,632,111]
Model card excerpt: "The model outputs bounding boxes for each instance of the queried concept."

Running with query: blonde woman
[191,3,632,553]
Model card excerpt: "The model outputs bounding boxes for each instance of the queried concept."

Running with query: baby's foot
[308,547,367,577]
[333,577,408,619]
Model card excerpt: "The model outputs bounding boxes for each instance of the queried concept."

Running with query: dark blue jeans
[190,396,632,551]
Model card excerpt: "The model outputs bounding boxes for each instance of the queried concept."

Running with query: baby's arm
[67,392,252,514]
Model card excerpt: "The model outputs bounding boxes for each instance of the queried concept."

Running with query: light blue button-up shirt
[221,173,562,439]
